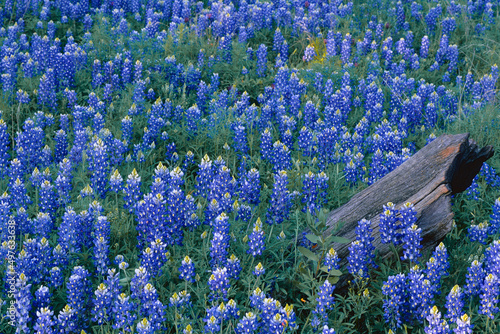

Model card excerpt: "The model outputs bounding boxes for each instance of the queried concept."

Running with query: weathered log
[324,133,494,284]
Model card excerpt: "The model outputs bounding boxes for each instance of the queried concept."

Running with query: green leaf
[327,236,351,244]
[298,246,319,262]
[329,269,343,276]
[320,266,343,276]
[327,276,340,285]
[305,233,321,244]
[316,220,326,231]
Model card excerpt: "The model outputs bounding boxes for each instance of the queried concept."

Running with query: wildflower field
[1,0,500,333]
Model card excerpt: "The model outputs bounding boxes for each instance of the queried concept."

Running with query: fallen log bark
[324,133,494,286]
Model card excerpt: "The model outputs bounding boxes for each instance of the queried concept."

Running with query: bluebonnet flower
[432,242,450,276]
[109,169,123,194]
[54,129,68,164]
[425,5,442,33]
[260,128,273,160]
[303,45,316,62]
[485,240,500,279]
[58,207,82,253]
[34,307,55,334]
[273,28,285,52]
[402,224,422,262]
[210,232,229,269]
[179,256,196,283]
[195,155,213,199]
[204,311,221,334]
[138,283,166,332]
[442,17,457,36]
[468,222,489,244]
[169,290,192,309]
[35,285,51,310]
[425,306,449,334]
[237,312,258,333]
[302,171,320,214]
[253,262,265,277]
[56,304,77,333]
[185,104,202,134]
[341,34,352,64]
[227,254,242,280]
[322,325,336,334]
[112,293,136,330]
[250,287,265,309]
[121,116,133,143]
[312,280,335,328]
[267,171,293,225]
[317,172,329,206]
[454,314,473,334]
[14,273,32,334]
[131,267,151,300]
[298,126,314,157]
[104,268,121,300]
[140,238,168,278]
[478,164,500,189]
[256,44,267,77]
[137,318,154,334]
[93,112,104,133]
[464,260,486,297]
[92,283,113,325]
[56,173,72,206]
[39,180,56,218]
[479,274,500,319]
[324,248,340,272]
[67,266,92,329]
[407,265,433,321]
[11,178,31,211]
[271,140,292,172]
[379,202,400,245]
[209,267,230,301]
[80,183,94,199]
[38,69,57,111]
[400,202,417,230]
[224,299,239,320]
[447,45,459,73]
[232,123,249,156]
[124,169,141,213]
[489,198,500,235]
[369,149,387,184]
[425,257,447,295]
[248,218,265,257]
[348,219,376,279]
[382,273,406,330]
[239,168,260,206]
[445,285,464,323]
[93,235,110,276]
[0,119,9,177]
[348,241,370,279]
[49,267,63,289]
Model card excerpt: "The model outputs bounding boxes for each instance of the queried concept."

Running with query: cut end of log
[448,137,494,194]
